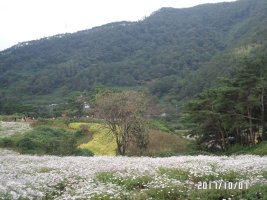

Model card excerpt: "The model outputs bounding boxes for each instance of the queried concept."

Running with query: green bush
[0,137,14,147]
[149,120,172,133]
[1,125,93,156]
[222,142,267,156]
[74,148,94,156]
[251,142,267,155]
[94,172,115,183]
[120,176,152,190]
[0,115,23,122]
[17,137,36,152]
[30,118,52,127]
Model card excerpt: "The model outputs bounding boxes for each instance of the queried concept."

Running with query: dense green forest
[186,57,267,150]
[0,0,267,113]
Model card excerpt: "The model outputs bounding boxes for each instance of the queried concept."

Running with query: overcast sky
[0,0,236,51]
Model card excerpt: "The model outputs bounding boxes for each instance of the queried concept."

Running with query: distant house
[84,103,90,109]
[159,112,166,117]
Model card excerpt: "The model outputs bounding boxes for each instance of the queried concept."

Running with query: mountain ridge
[0,0,266,107]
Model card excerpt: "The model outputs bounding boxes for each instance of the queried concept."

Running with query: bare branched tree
[94,91,148,155]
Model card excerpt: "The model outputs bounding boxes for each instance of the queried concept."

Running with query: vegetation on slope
[0,0,266,110]
[0,0,267,156]
[69,122,189,156]
[186,56,267,151]
[127,129,189,157]
[69,122,117,156]
[0,125,93,156]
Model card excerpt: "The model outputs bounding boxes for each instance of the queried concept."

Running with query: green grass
[0,115,23,121]
[38,167,54,173]
[262,171,267,179]
[221,142,267,156]
[90,193,128,200]
[140,186,187,200]
[158,167,190,181]
[44,180,68,199]
[94,172,152,190]
[188,142,267,156]
[251,141,267,155]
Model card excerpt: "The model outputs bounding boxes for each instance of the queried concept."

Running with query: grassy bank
[69,122,189,156]
[0,125,93,156]
[69,122,117,156]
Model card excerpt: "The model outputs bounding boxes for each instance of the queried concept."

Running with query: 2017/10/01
[197,181,249,190]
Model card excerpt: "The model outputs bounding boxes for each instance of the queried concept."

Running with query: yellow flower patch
[69,123,117,156]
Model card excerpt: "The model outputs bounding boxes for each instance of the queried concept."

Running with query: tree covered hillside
[0,0,267,105]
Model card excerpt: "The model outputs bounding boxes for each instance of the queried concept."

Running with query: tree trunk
[261,87,267,140]
[247,107,254,144]
[219,127,226,151]
[236,128,241,145]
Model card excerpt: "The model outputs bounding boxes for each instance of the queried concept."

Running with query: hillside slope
[0,0,266,105]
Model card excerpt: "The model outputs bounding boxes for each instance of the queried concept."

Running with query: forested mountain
[0,0,267,106]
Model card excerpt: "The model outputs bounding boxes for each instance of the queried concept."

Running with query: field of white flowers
[0,121,267,199]
[0,121,31,138]
[1,147,267,200]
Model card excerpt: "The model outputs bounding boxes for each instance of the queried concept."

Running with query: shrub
[149,119,172,133]
[79,124,90,134]
[74,148,94,156]
[94,172,115,183]
[16,137,36,152]
[0,138,14,147]
[219,142,267,156]
[251,141,267,155]
[3,125,91,156]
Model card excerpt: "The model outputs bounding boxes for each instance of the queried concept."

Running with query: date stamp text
[197,181,249,190]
